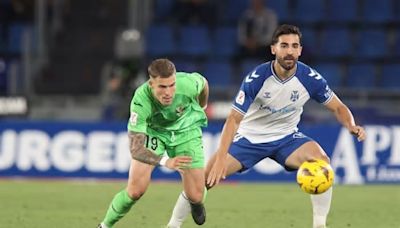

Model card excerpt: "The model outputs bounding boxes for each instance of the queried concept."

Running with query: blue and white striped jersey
[232,61,334,143]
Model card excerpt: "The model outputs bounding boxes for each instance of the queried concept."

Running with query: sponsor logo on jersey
[263,92,271,98]
[290,90,299,102]
[130,112,138,125]
[259,104,296,114]
[236,90,245,105]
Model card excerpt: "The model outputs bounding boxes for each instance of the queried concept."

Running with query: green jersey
[127,72,207,144]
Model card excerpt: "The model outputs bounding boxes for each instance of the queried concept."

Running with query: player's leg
[284,139,331,228]
[183,168,206,224]
[167,135,206,227]
[99,159,155,228]
[167,152,241,228]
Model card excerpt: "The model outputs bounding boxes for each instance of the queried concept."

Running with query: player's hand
[349,125,366,142]
[165,156,192,174]
[207,153,227,187]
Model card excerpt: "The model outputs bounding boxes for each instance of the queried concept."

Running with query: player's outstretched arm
[207,109,243,187]
[128,131,192,172]
[325,94,366,142]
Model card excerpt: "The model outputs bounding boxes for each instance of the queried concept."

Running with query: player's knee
[127,188,146,200]
[186,190,203,203]
[311,152,330,164]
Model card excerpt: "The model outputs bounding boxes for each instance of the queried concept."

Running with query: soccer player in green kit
[98,58,209,228]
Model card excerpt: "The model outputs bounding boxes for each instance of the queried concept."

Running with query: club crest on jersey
[236,90,245,105]
[130,112,138,125]
[290,91,299,102]
[176,106,185,116]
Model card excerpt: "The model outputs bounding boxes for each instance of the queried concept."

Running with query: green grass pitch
[0,179,399,228]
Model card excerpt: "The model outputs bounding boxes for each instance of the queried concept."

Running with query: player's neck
[273,61,296,81]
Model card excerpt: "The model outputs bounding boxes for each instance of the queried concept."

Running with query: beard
[276,55,297,71]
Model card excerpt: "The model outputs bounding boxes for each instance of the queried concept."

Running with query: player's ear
[270,45,276,55]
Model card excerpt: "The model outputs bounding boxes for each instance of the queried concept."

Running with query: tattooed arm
[128,131,161,166]
[128,131,192,170]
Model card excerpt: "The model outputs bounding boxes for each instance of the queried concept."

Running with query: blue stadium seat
[361,0,394,23]
[293,0,325,23]
[173,60,200,73]
[393,29,400,57]
[346,64,376,89]
[212,26,238,58]
[219,0,249,25]
[145,25,176,57]
[313,63,342,88]
[0,59,7,95]
[356,29,387,58]
[203,61,232,87]
[327,0,358,22]
[300,28,318,56]
[178,26,211,57]
[319,28,352,58]
[381,64,400,89]
[8,23,27,53]
[153,0,175,22]
[267,0,289,21]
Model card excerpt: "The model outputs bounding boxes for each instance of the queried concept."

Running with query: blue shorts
[229,132,313,172]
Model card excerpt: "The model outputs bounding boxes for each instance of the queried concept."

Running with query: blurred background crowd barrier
[0,0,400,182]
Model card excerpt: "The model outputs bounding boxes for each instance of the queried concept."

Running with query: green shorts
[145,129,205,168]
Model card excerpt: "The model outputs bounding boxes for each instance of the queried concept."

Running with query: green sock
[102,189,136,227]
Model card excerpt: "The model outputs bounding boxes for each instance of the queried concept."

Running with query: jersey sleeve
[232,65,266,115]
[309,68,334,104]
[127,89,152,133]
[188,72,206,97]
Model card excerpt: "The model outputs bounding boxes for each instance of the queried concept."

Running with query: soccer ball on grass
[296,159,334,194]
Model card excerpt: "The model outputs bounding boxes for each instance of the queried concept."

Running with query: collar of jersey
[270,61,297,84]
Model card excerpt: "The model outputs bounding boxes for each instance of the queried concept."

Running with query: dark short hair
[271,24,302,45]
[148,58,176,78]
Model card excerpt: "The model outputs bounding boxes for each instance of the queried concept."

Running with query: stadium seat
[319,28,352,58]
[356,29,387,58]
[153,0,175,22]
[361,0,394,23]
[145,24,176,57]
[381,64,400,89]
[0,59,7,95]
[212,26,238,58]
[313,63,342,88]
[326,0,358,23]
[8,23,29,53]
[267,0,289,22]
[346,64,376,89]
[218,0,249,25]
[392,29,400,57]
[178,26,211,57]
[293,0,325,23]
[203,61,232,87]
[173,60,200,73]
[300,28,318,56]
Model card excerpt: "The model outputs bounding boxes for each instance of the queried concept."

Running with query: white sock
[167,192,191,228]
[310,187,332,228]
